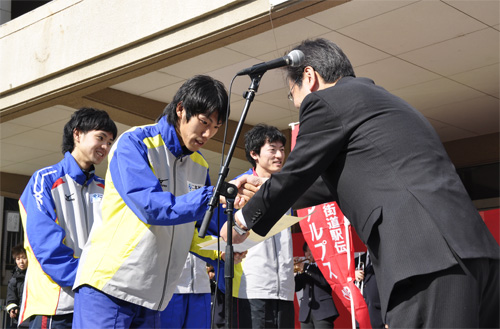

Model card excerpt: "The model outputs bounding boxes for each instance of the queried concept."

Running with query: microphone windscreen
[288,50,305,67]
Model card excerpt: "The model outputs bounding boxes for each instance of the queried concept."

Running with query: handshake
[219,174,267,244]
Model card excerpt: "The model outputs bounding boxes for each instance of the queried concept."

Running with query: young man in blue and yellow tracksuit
[18,108,117,328]
[72,75,233,329]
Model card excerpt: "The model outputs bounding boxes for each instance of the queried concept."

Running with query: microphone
[236,50,305,76]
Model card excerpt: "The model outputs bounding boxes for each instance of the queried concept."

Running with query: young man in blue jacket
[19,107,117,328]
[72,75,236,329]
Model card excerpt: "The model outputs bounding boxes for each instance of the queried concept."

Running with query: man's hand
[355,269,365,282]
[9,308,18,319]
[220,175,267,209]
[233,251,248,265]
[219,220,250,244]
[220,250,248,265]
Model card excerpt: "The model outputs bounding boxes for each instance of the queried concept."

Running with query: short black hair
[244,124,286,168]
[302,242,310,252]
[11,243,26,258]
[286,38,355,87]
[62,107,118,154]
[158,75,229,126]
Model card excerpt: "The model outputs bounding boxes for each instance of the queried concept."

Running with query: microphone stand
[198,72,264,329]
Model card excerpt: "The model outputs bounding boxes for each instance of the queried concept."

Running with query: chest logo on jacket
[91,193,103,203]
[65,193,75,201]
[187,181,203,192]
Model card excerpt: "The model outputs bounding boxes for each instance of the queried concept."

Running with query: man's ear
[250,150,259,161]
[303,66,319,92]
[176,102,184,119]
[73,128,80,143]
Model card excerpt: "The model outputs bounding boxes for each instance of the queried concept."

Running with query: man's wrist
[235,211,248,228]
[233,221,248,235]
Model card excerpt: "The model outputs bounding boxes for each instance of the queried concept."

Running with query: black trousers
[386,258,499,328]
[300,312,335,329]
[363,276,384,328]
[232,298,294,329]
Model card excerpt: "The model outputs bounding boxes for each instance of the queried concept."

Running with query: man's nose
[203,127,217,138]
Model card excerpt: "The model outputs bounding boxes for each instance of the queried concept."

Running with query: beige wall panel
[0,0,272,115]
[1,0,341,121]
[1,0,239,92]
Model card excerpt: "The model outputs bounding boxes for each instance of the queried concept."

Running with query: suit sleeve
[293,176,337,211]
[108,132,213,226]
[294,265,331,292]
[304,264,331,290]
[294,272,308,292]
[6,277,19,311]
[242,93,346,235]
[19,172,79,287]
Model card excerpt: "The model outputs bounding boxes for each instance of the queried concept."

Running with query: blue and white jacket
[74,116,220,311]
[19,152,105,322]
[232,169,294,301]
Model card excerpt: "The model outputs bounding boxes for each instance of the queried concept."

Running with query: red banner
[479,208,500,245]
[291,123,371,328]
[297,202,372,329]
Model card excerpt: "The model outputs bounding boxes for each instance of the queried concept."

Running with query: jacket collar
[62,151,96,186]
[159,116,193,158]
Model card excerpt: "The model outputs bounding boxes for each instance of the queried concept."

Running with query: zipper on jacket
[190,254,195,292]
[80,176,90,236]
[272,235,281,298]
[158,155,182,310]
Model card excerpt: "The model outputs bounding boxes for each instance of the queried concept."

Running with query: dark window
[457,162,499,200]
[11,0,51,20]
[1,198,23,286]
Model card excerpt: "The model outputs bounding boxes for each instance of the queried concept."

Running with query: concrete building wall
[1,0,328,121]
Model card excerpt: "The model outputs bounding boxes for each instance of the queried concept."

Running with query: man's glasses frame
[287,76,302,102]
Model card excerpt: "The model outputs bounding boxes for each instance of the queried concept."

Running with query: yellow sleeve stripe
[190,152,209,169]
[143,134,165,149]
[232,263,243,298]
[190,229,220,260]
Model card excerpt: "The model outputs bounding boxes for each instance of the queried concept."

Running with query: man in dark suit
[295,243,338,328]
[221,38,499,328]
